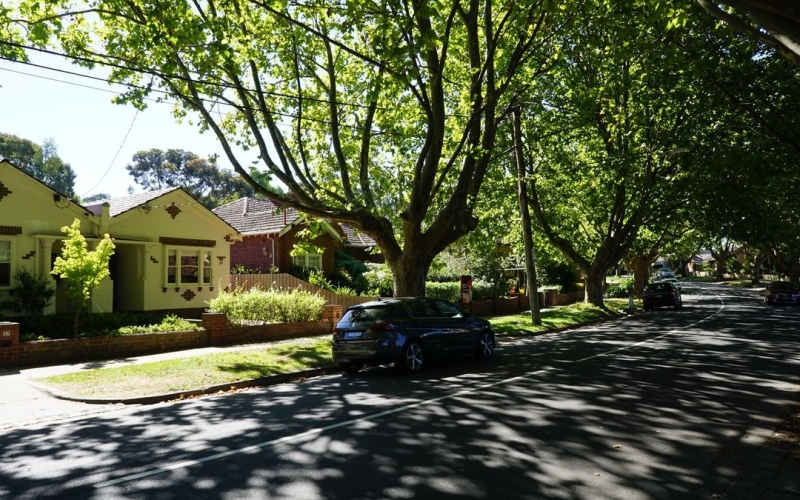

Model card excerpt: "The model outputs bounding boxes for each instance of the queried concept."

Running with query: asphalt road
[1,282,799,500]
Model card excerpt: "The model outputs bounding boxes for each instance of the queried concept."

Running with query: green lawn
[36,300,632,399]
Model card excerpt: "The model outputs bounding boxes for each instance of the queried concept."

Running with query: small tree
[51,219,115,337]
[0,267,55,318]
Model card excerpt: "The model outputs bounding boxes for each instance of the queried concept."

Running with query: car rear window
[342,306,390,323]
[405,300,441,318]
[646,283,672,292]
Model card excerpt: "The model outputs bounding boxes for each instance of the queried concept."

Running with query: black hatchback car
[643,281,682,311]
[331,297,496,373]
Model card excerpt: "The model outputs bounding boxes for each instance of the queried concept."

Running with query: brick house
[212,197,381,275]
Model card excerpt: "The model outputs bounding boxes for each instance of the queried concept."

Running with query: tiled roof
[84,187,181,217]
[212,197,298,234]
[341,223,376,248]
[213,197,376,248]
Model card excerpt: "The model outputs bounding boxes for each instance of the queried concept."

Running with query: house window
[0,240,10,288]
[166,247,213,286]
[292,253,322,270]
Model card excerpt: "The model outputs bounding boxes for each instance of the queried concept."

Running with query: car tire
[340,363,363,374]
[476,331,495,359]
[400,341,425,373]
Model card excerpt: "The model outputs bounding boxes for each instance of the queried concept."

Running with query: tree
[0,133,76,196]
[16,0,564,296]
[520,1,703,307]
[51,219,115,337]
[125,148,261,208]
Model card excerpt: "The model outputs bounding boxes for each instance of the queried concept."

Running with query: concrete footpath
[1,341,800,498]
[0,341,337,430]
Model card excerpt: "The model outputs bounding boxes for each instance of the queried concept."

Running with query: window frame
[291,252,323,270]
[0,238,13,289]
[165,246,214,286]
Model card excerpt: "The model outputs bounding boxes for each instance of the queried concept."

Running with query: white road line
[95,368,551,488]
[96,286,726,489]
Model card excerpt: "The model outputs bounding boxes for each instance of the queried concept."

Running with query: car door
[432,299,478,354]
[403,299,450,357]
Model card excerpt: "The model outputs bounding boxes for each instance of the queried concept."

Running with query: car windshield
[342,306,390,323]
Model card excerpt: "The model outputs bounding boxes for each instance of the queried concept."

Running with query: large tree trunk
[389,252,433,297]
[628,256,655,297]
[584,267,606,308]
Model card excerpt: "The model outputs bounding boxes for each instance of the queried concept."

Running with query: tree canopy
[0,132,76,196]
[12,0,565,296]
[125,148,274,208]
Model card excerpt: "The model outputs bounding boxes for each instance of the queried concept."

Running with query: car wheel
[400,341,424,373]
[340,363,363,374]
[476,331,495,359]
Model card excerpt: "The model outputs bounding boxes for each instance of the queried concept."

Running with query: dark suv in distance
[331,297,496,373]
[643,281,682,311]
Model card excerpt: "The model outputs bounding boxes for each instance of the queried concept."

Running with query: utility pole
[512,105,541,325]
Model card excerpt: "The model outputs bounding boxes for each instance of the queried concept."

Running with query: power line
[80,107,140,198]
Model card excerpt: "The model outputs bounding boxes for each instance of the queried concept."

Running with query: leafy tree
[16,0,564,297]
[520,1,704,307]
[126,149,265,208]
[51,219,115,337]
[0,133,76,196]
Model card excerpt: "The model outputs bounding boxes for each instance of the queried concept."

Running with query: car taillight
[332,327,342,341]
[370,322,394,334]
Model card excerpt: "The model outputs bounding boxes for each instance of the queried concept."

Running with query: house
[0,159,240,317]
[212,197,381,275]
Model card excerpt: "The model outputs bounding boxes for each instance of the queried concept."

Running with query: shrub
[425,282,460,302]
[20,312,171,339]
[362,263,394,297]
[117,314,201,334]
[0,267,55,318]
[539,261,579,293]
[207,286,326,324]
[307,269,358,296]
[605,278,634,298]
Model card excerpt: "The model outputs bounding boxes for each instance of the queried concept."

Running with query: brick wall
[231,235,279,272]
[1,315,335,369]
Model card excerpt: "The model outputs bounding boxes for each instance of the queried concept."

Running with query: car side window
[406,300,441,318]
[434,300,464,318]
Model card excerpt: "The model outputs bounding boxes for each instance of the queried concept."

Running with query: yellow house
[0,159,240,316]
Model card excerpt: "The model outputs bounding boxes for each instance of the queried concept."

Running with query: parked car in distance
[331,297,496,373]
[643,281,682,311]
[655,268,675,279]
[661,277,682,291]
[764,281,800,305]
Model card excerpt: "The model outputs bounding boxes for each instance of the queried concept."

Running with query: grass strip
[35,301,631,399]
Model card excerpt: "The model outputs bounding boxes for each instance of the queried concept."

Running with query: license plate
[344,331,364,339]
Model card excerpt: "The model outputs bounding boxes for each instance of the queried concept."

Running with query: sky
[0,50,255,200]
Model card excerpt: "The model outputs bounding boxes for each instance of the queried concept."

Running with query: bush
[307,269,358,296]
[117,314,201,334]
[362,263,394,297]
[425,282,460,302]
[605,278,634,298]
[207,286,326,324]
[539,261,579,293]
[0,267,55,318]
[20,312,172,339]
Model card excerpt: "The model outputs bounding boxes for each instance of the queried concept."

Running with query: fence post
[321,305,343,329]
[0,322,20,368]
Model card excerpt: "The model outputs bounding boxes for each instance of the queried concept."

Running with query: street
[2,282,799,499]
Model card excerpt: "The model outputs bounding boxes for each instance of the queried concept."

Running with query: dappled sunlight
[1,284,799,498]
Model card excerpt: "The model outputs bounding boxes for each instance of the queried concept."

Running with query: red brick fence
[0,305,343,369]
